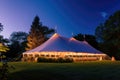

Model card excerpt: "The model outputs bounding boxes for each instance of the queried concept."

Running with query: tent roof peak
[52,33,61,38]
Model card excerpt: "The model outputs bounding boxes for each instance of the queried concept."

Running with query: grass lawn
[1,61,120,80]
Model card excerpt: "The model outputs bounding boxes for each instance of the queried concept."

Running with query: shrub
[37,57,73,63]
[0,62,9,80]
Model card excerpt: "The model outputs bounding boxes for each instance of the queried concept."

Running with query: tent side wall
[22,52,111,62]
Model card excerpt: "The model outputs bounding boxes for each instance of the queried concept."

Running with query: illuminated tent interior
[22,33,110,62]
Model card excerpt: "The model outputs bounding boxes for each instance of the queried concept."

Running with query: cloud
[100,12,108,18]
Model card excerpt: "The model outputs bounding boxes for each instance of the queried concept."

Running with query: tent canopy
[24,33,102,54]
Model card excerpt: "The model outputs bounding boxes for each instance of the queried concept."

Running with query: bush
[37,57,73,63]
[65,58,73,63]
[0,62,9,80]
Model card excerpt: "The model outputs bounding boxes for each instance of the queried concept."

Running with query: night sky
[0,0,120,38]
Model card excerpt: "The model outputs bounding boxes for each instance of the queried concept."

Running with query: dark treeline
[73,34,98,49]
[95,10,120,60]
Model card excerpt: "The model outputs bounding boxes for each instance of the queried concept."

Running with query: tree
[0,23,3,33]
[0,36,9,44]
[5,32,28,59]
[26,16,55,50]
[0,43,9,53]
[0,23,9,61]
[0,23,9,45]
[0,42,9,61]
[73,33,98,49]
[0,62,9,80]
[0,23,10,80]
[9,31,28,44]
[95,10,120,59]
[5,41,21,59]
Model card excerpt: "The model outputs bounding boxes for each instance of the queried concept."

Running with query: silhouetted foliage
[26,16,55,50]
[5,41,21,59]
[73,33,98,49]
[5,32,28,60]
[9,32,28,44]
[0,43,9,53]
[95,10,120,59]
[37,57,73,63]
[0,24,9,61]
[0,62,9,80]
[0,23,3,33]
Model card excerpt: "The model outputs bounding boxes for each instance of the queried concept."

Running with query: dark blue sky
[0,0,120,38]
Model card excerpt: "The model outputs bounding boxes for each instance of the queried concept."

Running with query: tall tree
[26,16,55,50]
[0,23,9,60]
[95,10,120,59]
[73,33,98,49]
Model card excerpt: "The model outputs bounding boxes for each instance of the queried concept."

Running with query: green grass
[1,61,120,80]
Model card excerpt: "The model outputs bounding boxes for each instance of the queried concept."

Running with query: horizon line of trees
[0,10,120,60]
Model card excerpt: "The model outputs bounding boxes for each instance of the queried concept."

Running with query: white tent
[22,33,110,62]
